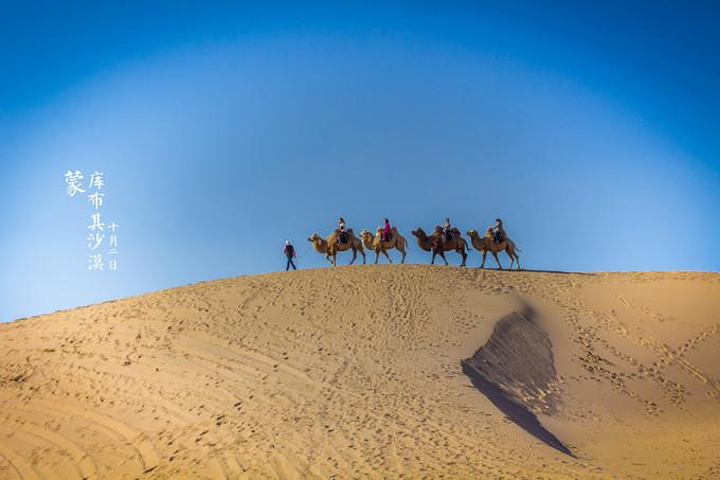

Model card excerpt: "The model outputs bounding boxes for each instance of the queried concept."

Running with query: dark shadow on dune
[482,268,594,276]
[461,306,574,457]
[461,362,574,456]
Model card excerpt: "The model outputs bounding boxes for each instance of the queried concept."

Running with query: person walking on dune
[283,240,297,271]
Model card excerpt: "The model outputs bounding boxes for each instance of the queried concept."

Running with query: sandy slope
[0,265,718,479]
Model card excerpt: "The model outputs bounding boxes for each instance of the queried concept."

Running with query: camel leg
[440,251,448,266]
[400,246,406,264]
[480,250,487,269]
[505,248,514,270]
[458,248,467,267]
[382,250,393,264]
[349,248,357,265]
[374,250,380,264]
[360,250,366,265]
[492,251,503,269]
[508,250,520,270]
[431,251,437,265]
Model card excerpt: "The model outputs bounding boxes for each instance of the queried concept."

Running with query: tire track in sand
[2,406,98,479]
[34,399,160,473]
[0,427,42,480]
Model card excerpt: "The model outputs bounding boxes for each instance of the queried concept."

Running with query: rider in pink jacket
[383,218,392,242]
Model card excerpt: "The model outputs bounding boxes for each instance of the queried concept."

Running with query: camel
[307,229,366,266]
[466,228,521,270]
[410,226,468,267]
[359,227,409,264]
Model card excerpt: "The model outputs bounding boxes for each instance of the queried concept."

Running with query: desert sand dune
[0,265,718,479]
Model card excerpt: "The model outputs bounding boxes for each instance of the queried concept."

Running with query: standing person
[283,240,297,271]
[383,218,392,242]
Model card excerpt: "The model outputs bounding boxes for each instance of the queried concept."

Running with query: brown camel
[466,228,521,270]
[307,229,366,266]
[410,226,468,267]
[359,227,409,264]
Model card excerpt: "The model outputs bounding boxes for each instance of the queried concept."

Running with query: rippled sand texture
[0,266,718,479]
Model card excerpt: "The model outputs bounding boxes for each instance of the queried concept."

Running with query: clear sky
[1,1,718,322]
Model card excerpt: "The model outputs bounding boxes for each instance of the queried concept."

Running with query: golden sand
[0,265,718,479]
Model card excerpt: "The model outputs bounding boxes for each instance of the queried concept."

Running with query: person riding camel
[492,218,506,244]
[337,217,348,245]
[382,218,392,242]
[442,218,452,242]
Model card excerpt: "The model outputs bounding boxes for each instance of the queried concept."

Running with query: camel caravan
[307,217,521,269]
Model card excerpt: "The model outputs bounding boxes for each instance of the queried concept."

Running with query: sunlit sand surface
[1,265,718,479]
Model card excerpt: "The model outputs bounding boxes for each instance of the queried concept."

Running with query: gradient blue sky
[1,1,718,322]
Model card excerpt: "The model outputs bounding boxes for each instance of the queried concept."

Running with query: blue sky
[1,1,718,321]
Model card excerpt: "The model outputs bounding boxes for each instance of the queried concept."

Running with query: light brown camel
[359,227,409,264]
[466,228,521,270]
[410,226,468,267]
[307,229,366,266]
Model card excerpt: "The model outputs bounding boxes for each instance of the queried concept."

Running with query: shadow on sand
[477,267,594,276]
[461,362,574,456]
[461,308,574,457]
